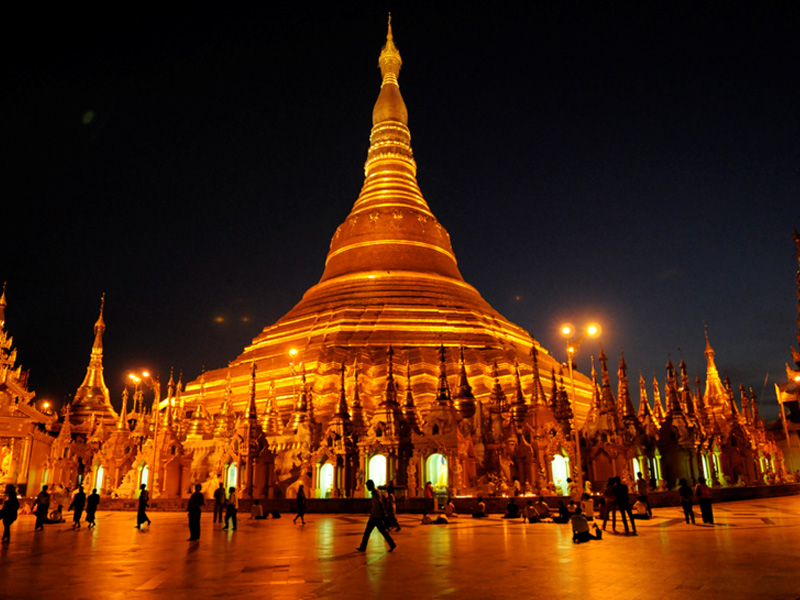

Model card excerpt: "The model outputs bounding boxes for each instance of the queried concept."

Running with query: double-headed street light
[560,323,601,495]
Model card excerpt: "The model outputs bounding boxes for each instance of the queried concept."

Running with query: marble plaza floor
[2,496,800,600]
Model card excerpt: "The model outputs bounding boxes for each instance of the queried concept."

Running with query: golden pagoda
[180,20,585,426]
[70,294,118,427]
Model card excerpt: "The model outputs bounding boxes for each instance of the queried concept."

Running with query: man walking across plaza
[68,486,86,529]
[223,486,238,531]
[213,482,225,524]
[356,479,396,553]
[187,484,204,541]
[85,488,100,528]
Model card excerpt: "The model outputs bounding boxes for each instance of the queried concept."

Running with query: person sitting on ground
[571,507,602,543]
[434,514,449,524]
[552,500,571,523]
[444,497,458,518]
[533,496,551,520]
[522,500,540,524]
[420,512,433,525]
[632,499,650,519]
[472,496,488,518]
[250,499,266,520]
[566,499,578,515]
[46,505,64,524]
[502,498,520,519]
[580,493,595,520]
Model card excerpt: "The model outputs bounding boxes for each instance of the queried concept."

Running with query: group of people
[678,476,714,524]
[186,483,240,541]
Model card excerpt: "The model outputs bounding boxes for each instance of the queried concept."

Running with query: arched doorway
[226,463,238,490]
[368,454,387,487]
[95,465,105,492]
[551,454,570,495]
[426,453,448,491]
[319,463,334,498]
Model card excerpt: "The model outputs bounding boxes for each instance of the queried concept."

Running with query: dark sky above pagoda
[4,3,799,419]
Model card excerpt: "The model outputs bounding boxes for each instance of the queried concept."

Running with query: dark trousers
[35,511,47,530]
[681,500,695,524]
[602,501,617,530]
[637,495,652,516]
[213,502,224,523]
[225,506,237,530]
[617,503,636,533]
[2,520,12,542]
[699,499,714,524]
[358,516,395,550]
[188,509,201,540]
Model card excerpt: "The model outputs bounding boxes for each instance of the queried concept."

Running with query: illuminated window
[319,463,334,498]
[551,454,570,495]
[632,457,641,478]
[368,454,387,487]
[426,453,448,491]
[700,456,710,480]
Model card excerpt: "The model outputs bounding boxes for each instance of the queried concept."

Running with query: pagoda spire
[0,282,6,328]
[638,371,654,421]
[118,388,129,430]
[350,360,369,435]
[335,363,351,420]
[72,294,117,425]
[453,347,476,418]
[652,373,666,421]
[436,345,453,408]
[403,361,423,433]
[317,17,464,285]
[510,360,528,426]
[381,346,400,408]
[618,353,636,418]
[530,345,546,407]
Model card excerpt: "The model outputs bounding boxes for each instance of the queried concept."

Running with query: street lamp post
[560,323,600,496]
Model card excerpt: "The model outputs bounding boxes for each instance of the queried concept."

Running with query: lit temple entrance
[319,463,334,498]
[226,463,238,490]
[551,455,570,496]
[95,465,104,492]
[140,464,149,488]
[368,454,387,487]
[427,453,448,491]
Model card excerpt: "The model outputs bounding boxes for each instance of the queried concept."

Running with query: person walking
[213,482,225,524]
[695,476,714,524]
[33,485,50,531]
[356,479,396,553]
[187,484,204,541]
[635,472,653,518]
[678,478,695,524]
[85,488,100,528]
[293,484,306,525]
[136,484,151,530]
[223,486,238,531]
[613,476,636,535]
[68,486,86,529]
[2,484,20,544]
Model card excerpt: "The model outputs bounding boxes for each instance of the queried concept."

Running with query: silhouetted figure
[636,472,653,517]
[695,476,714,524]
[502,498,520,519]
[472,496,488,518]
[601,477,618,532]
[224,487,238,531]
[68,486,86,529]
[2,484,20,544]
[46,505,64,523]
[356,479,396,552]
[613,477,636,535]
[33,485,50,531]
[86,489,100,528]
[187,483,204,541]
[424,481,434,511]
[293,485,306,525]
[522,500,539,523]
[678,478,695,524]
[552,500,571,524]
[213,483,225,524]
[533,496,551,520]
[136,484,151,530]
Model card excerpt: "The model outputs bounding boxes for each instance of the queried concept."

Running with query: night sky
[4,3,799,420]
